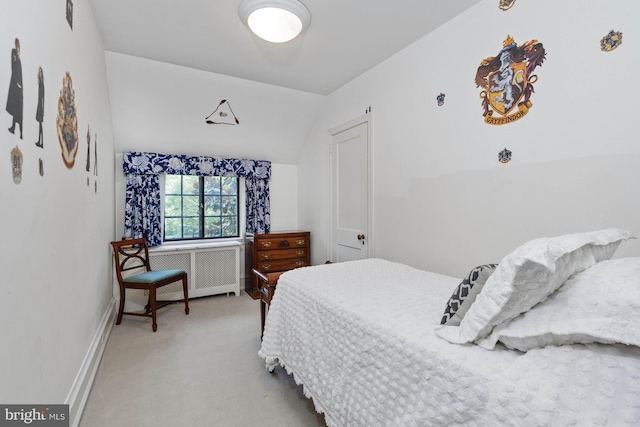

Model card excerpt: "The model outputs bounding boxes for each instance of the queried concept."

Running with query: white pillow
[435,228,634,344]
[478,257,640,351]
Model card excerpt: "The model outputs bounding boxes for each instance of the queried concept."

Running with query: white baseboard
[65,298,116,427]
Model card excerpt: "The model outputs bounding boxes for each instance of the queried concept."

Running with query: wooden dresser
[245,231,310,299]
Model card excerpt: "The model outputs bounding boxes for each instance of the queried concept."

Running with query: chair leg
[150,288,158,332]
[116,288,125,325]
[182,276,189,315]
[144,294,151,314]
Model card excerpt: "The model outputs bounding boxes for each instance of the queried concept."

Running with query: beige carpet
[80,292,327,427]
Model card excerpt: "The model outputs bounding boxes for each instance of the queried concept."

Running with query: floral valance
[123,151,271,179]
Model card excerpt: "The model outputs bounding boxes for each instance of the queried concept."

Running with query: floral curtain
[245,178,270,237]
[122,151,271,246]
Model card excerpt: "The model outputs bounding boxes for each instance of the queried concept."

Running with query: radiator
[148,242,241,300]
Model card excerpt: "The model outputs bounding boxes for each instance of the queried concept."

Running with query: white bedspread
[258,259,640,426]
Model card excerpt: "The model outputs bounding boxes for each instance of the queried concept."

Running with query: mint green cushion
[123,270,185,284]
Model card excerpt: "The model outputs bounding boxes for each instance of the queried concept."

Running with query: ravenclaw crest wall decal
[499,0,517,11]
[475,35,546,125]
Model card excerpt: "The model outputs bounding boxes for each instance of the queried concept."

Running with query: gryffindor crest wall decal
[475,35,546,125]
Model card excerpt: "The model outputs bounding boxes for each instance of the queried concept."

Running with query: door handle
[357,234,365,245]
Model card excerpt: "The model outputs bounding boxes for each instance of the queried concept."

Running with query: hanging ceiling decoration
[238,0,311,43]
[205,100,239,125]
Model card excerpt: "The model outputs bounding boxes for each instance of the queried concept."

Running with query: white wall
[104,51,324,166]
[269,163,299,232]
[299,0,640,275]
[0,0,115,421]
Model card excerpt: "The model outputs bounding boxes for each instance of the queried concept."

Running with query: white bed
[259,229,640,426]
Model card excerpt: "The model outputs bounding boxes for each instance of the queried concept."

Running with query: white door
[330,119,370,262]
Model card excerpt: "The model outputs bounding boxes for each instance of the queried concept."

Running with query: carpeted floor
[80,292,327,427]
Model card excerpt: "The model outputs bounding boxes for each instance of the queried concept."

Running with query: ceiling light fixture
[239,0,311,43]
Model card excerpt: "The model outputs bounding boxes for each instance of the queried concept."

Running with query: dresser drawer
[256,259,308,273]
[256,237,309,250]
[256,248,307,261]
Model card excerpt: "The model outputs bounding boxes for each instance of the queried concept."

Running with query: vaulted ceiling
[89,0,481,95]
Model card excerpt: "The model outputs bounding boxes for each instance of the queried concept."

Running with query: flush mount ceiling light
[239,0,311,43]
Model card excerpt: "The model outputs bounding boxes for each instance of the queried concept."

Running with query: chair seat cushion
[123,269,185,284]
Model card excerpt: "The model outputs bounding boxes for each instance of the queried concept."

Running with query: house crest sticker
[475,35,546,125]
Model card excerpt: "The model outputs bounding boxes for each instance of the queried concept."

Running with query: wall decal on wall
[499,148,512,164]
[66,0,73,30]
[205,100,239,125]
[499,0,517,11]
[94,133,98,176]
[476,35,546,125]
[600,30,623,52]
[35,66,44,148]
[6,38,23,139]
[56,72,79,168]
[436,93,445,106]
[85,125,91,172]
[10,145,23,184]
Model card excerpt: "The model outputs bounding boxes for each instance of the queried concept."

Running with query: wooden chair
[111,238,189,332]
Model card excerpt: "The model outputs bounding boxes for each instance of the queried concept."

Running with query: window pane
[165,175,182,194]
[221,216,238,237]
[204,217,221,238]
[165,195,182,217]
[204,195,221,216]
[183,176,200,195]
[183,195,200,216]
[165,218,182,240]
[221,177,237,195]
[183,217,200,239]
[221,196,238,216]
[204,176,220,195]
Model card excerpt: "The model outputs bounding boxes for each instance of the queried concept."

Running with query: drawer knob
[261,264,271,271]
[296,261,305,267]
[296,250,304,257]
[261,241,272,248]
[261,253,271,260]
[296,239,305,245]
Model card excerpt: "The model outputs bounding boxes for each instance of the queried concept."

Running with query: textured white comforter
[258,259,640,426]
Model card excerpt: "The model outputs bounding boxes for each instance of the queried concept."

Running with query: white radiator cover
[148,241,241,299]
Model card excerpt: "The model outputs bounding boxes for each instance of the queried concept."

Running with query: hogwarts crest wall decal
[56,72,79,168]
[499,148,512,164]
[600,30,622,52]
[10,145,23,184]
[499,0,517,11]
[475,35,547,125]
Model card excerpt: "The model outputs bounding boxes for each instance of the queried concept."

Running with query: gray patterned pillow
[441,264,498,326]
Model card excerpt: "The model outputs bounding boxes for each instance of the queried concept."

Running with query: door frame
[327,113,374,262]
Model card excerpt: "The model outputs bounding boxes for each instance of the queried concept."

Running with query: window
[164,175,239,241]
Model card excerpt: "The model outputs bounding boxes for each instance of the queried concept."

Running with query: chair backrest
[111,238,152,283]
